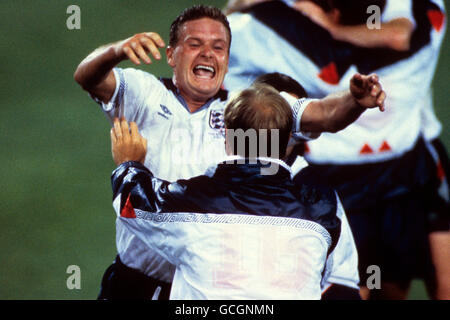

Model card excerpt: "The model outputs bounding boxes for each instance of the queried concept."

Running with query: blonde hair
[224,84,292,158]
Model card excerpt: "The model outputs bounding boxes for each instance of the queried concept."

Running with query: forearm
[73,43,124,101]
[328,18,413,51]
[302,91,365,133]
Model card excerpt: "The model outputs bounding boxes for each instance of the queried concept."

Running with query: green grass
[0,0,448,299]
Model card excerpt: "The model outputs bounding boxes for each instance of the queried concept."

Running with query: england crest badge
[209,109,225,136]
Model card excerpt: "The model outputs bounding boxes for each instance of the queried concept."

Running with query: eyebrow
[185,35,228,43]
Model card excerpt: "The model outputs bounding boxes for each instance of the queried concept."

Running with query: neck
[171,77,214,113]
[183,96,210,113]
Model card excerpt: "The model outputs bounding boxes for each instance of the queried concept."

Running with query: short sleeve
[321,194,360,291]
[280,92,321,141]
[382,0,416,26]
[96,67,162,125]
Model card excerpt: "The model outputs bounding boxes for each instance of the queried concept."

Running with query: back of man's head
[224,84,293,159]
[169,5,232,49]
[253,72,308,99]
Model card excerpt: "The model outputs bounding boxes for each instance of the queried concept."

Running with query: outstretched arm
[300,73,386,133]
[73,32,165,103]
[327,19,414,51]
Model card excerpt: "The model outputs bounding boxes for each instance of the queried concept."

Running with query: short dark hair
[169,5,232,49]
[224,84,293,159]
[253,72,308,99]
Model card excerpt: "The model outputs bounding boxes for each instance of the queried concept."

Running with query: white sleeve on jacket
[321,193,360,292]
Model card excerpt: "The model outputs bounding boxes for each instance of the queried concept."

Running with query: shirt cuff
[101,68,123,112]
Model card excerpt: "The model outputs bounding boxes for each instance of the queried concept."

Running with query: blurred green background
[0,0,447,299]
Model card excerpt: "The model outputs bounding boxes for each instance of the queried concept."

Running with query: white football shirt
[99,67,314,280]
[224,0,446,164]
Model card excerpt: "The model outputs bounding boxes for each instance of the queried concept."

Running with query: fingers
[122,32,165,65]
[129,121,141,140]
[351,72,387,111]
[113,117,131,139]
[132,41,152,64]
[370,83,382,97]
[123,46,141,65]
[369,73,379,83]
[120,117,130,142]
[376,91,386,112]
[351,73,364,89]
[114,117,144,143]
[145,32,165,48]
[367,74,385,111]
[113,117,123,138]
[140,37,161,61]
[110,127,117,143]
[353,73,378,90]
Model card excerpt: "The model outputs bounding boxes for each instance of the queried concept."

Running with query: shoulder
[292,166,339,229]
[114,68,173,107]
[161,174,219,212]
[293,172,337,208]
[116,67,165,92]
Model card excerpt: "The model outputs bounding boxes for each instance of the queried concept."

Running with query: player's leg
[424,139,450,300]
[369,142,434,300]
[359,286,370,300]
[370,282,410,300]
[427,231,450,299]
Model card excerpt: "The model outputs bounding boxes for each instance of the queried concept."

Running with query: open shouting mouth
[193,64,216,79]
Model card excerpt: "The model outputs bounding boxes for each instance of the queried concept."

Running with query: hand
[293,1,334,30]
[350,73,386,112]
[110,117,147,165]
[114,32,166,65]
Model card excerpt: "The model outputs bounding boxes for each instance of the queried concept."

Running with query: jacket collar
[215,155,293,179]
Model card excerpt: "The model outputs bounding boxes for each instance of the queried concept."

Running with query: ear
[166,46,175,67]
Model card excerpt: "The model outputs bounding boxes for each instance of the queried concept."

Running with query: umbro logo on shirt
[158,104,172,119]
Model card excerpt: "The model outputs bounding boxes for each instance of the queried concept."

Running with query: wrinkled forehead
[178,18,231,46]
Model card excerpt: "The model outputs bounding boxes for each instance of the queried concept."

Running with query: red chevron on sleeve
[121,194,136,218]
[359,143,374,155]
[318,62,340,85]
[378,141,392,152]
[428,9,445,32]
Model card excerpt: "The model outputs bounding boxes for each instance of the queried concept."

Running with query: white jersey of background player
[301,0,446,164]
[419,1,446,143]
[225,0,445,165]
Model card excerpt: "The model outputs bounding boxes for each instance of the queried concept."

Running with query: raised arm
[300,73,386,133]
[73,32,165,103]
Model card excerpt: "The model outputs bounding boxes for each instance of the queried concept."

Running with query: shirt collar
[159,78,228,114]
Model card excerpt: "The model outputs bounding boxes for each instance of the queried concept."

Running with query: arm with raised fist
[74,32,166,103]
[299,73,386,133]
